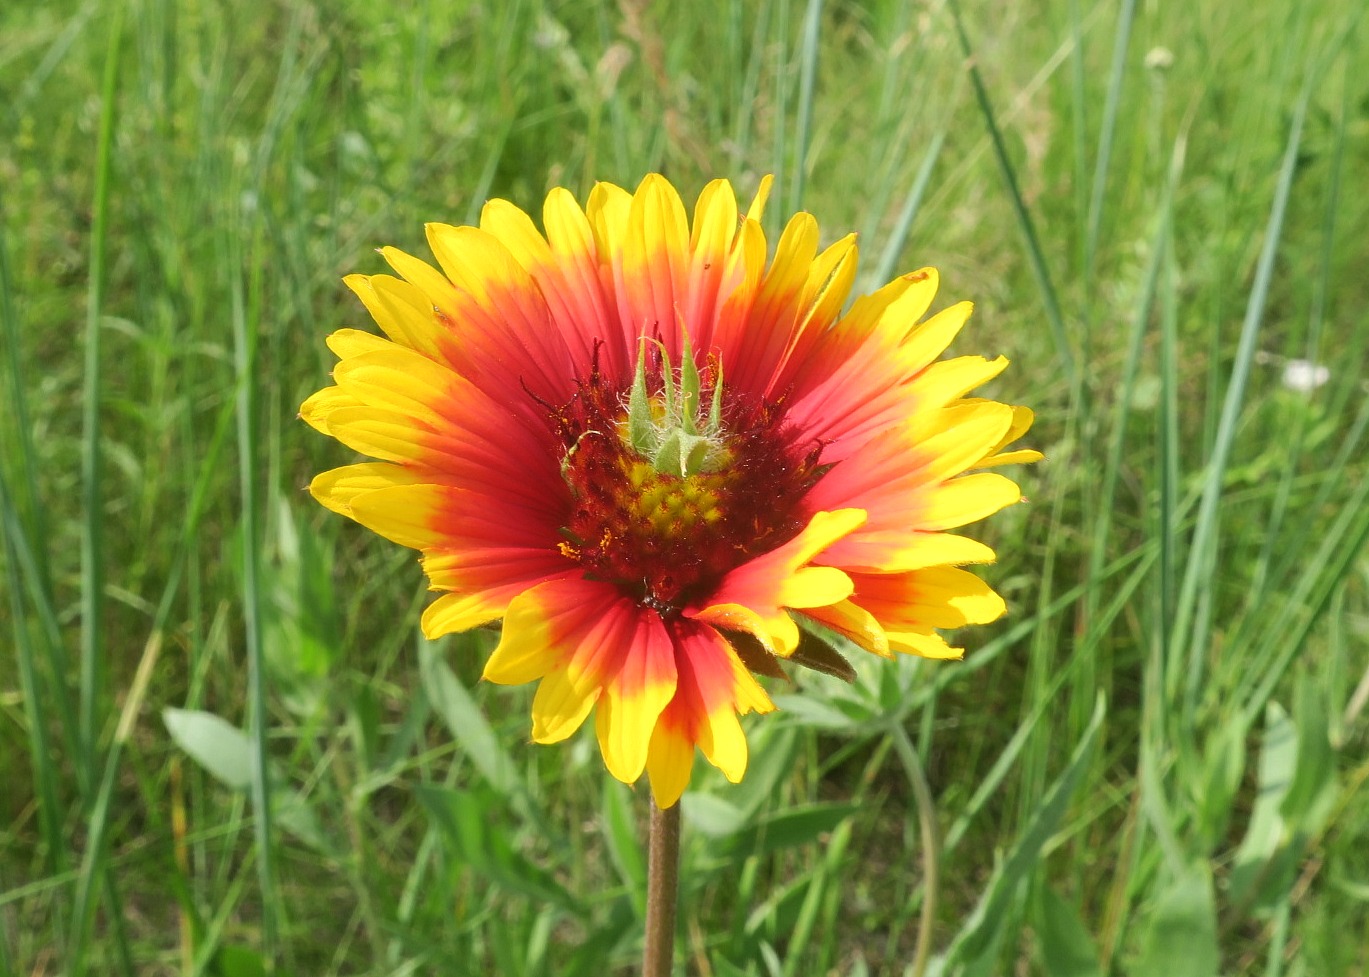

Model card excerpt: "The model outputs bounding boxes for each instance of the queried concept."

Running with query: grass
[2,0,1368,973]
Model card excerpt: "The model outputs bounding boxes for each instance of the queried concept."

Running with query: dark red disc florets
[550,361,829,616]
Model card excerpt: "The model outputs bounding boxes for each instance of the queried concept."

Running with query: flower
[1280,358,1329,394]
[302,174,1039,808]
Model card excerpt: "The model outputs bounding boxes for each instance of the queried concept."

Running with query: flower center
[552,344,830,616]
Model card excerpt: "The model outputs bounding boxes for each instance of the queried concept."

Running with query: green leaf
[1230,703,1296,904]
[163,708,252,790]
[652,428,709,477]
[711,957,752,977]
[1280,674,1336,828]
[600,779,646,898]
[416,783,578,912]
[707,357,724,432]
[163,707,336,856]
[209,945,271,977]
[682,794,746,838]
[938,694,1106,970]
[627,338,655,455]
[772,692,865,731]
[718,803,859,861]
[419,638,519,799]
[1133,866,1219,977]
[1033,886,1103,977]
[1195,719,1246,848]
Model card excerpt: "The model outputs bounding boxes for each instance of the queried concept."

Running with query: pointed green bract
[628,339,656,458]
[679,333,701,437]
[620,337,728,478]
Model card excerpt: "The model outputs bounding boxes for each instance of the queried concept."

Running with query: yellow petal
[744,174,774,225]
[798,233,858,331]
[530,667,600,743]
[326,328,392,359]
[307,463,426,518]
[691,508,866,656]
[646,722,695,809]
[586,180,632,265]
[801,601,891,658]
[542,187,593,252]
[421,590,507,639]
[698,706,748,783]
[482,587,568,684]
[300,386,364,436]
[689,178,738,253]
[596,672,676,784]
[840,267,939,346]
[909,355,1009,407]
[906,402,1016,483]
[344,483,450,550]
[900,300,973,372]
[332,348,460,427]
[323,406,435,466]
[888,629,963,660]
[977,405,1042,467]
[379,247,457,316]
[782,565,856,609]
[918,473,1023,531]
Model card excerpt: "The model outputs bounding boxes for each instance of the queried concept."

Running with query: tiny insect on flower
[302,174,1039,808]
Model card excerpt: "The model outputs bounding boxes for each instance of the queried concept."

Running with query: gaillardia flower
[303,174,1038,808]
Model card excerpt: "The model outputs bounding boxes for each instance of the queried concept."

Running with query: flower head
[303,174,1039,808]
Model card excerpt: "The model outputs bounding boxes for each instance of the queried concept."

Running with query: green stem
[643,801,681,977]
[892,723,940,977]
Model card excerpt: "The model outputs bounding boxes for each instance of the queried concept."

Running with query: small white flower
[1282,359,1330,393]
[1145,47,1175,71]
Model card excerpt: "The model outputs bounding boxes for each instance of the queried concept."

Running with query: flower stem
[643,801,681,977]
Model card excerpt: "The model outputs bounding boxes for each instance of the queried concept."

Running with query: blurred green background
[2,0,1367,974]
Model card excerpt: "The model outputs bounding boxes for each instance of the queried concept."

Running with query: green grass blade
[78,0,123,779]
[768,0,792,236]
[944,0,1078,391]
[867,130,946,289]
[1083,0,1137,291]
[67,635,160,975]
[0,195,73,889]
[788,0,823,211]
[229,200,277,966]
[1248,58,1349,605]
[1171,77,1312,718]
[1081,133,1184,639]
[0,194,51,600]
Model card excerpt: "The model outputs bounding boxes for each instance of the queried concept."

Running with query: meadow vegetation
[1,0,1367,974]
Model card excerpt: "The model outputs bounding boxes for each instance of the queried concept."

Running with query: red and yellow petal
[689,508,866,656]
[595,612,678,783]
[484,578,678,783]
[479,194,620,374]
[645,622,775,808]
[851,567,1007,632]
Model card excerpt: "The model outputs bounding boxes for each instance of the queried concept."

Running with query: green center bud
[622,335,729,477]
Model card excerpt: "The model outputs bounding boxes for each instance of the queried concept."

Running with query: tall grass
[2,0,1366,974]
